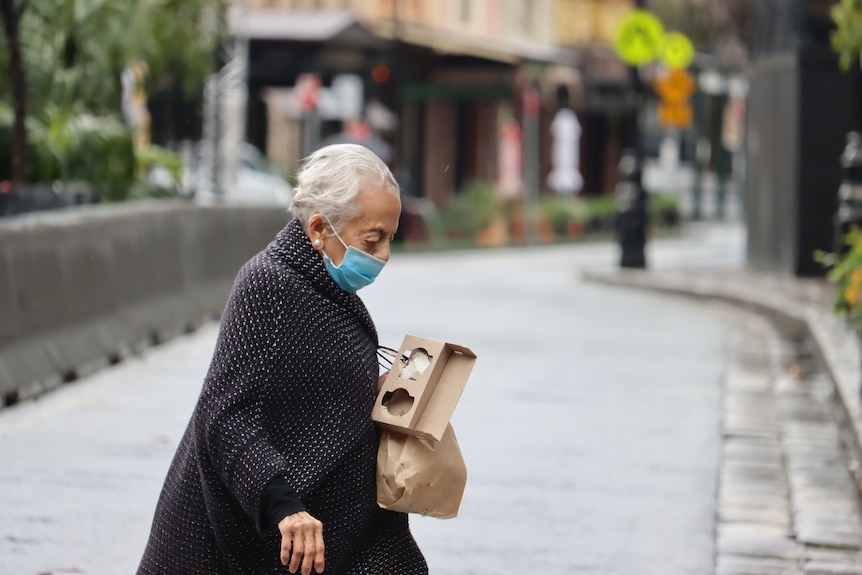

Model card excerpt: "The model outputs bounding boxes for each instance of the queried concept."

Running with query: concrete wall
[0,201,290,407]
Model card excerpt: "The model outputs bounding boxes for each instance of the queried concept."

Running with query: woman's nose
[376,242,391,262]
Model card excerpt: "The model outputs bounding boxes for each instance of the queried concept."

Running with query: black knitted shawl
[137,219,427,575]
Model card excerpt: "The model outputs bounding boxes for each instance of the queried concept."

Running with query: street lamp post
[615,144,648,268]
[615,51,648,268]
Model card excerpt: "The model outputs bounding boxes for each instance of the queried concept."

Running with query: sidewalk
[582,254,862,457]
[716,310,862,574]
[582,236,862,573]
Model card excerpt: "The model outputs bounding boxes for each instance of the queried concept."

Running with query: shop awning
[373,20,575,66]
[231,10,384,47]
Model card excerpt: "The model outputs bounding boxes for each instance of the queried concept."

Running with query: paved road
[0,225,745,575]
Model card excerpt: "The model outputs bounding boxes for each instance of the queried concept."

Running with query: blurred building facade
[235,0,635,208]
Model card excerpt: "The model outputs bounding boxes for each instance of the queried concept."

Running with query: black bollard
[615,149,648,268]
[835,132,862,255]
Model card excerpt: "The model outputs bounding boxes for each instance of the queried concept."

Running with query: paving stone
[723,491,789,504]
[726,374,775,391]
[721,482,791,499]
[719,523,797,541]
[726,389,777,404]
[726,428,785,441]
[731,360,772,374]
[716,555,802,575]
[724,423,782,437]
[794,528,862,550]
[784,429,843,446]
[804,563,862,575]
[784,436,845,452]
[804,548,862,568]
[806,549,862,560]
[792,488,862,506]
[721,494,790,513]
[785,409,836,423]
[794,519,862,536]
[787,453,848,469]
[794,514,862,530]
[718,535,803,560]
[726,406,781,421]
[723,461,790,483]
[775,376,814,393]
[720,506,793,526]
[720,502,792,524]
[723,441,785,465]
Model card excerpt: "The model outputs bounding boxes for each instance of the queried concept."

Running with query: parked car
[149,142,293,208]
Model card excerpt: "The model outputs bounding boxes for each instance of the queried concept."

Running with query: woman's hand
[277,511,325,575]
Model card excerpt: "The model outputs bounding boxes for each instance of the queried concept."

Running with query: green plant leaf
[831,0,862,71]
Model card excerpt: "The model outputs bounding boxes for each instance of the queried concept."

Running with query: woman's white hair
[290,144,400,231]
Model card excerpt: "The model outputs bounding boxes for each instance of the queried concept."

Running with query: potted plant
[584,195,618,233]
[538,196,590,240]
[649,192,681,229]
[443,181,500,245]
[819,229,862,327]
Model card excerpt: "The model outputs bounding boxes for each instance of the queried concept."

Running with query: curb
[581,267,862,490]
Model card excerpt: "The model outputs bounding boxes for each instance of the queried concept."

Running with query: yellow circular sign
[661,32,695,70]
[613,10,665,67]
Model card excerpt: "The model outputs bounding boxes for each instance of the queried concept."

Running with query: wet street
[0,223,813,575]
[368,238,731,574]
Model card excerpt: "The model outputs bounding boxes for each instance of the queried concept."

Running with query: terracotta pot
[476,215,509,247]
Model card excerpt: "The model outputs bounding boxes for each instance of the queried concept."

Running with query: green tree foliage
[831,0,862,71]
[13,0,225,113]
[647,0,722,50]
[0,0,226,188]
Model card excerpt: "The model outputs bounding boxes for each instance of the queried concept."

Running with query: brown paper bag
[376,422,467,519]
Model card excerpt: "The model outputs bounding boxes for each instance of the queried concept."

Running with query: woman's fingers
[280,535,293,567]
[312,521,325,574]
[278,511,325,574]
[301,532,318,575]
[288,533,304,573]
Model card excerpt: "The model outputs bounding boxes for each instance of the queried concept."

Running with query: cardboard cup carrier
[372,335,476,441]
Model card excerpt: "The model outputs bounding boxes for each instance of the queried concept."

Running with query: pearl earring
[314,239,321,247]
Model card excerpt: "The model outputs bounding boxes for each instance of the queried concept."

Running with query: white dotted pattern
[136,219,427,575]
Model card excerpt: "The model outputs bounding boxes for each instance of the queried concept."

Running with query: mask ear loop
[323,215,348,250]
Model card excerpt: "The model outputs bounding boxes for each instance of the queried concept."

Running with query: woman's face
[310,182,401,266]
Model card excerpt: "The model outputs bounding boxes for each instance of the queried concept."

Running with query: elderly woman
[137,144,428,575]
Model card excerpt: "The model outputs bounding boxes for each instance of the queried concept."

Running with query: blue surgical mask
[321,220,386,293]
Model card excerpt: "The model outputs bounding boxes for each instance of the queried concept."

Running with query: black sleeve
[260,477,308,533]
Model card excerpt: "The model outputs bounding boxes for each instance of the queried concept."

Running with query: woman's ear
[307,214,326,249]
